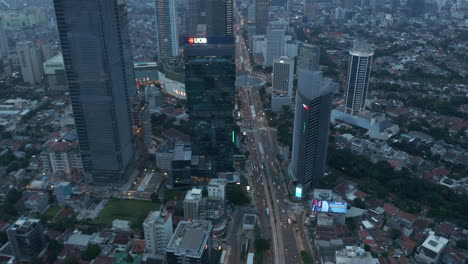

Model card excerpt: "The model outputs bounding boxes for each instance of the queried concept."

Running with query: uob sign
[187,37,208,44]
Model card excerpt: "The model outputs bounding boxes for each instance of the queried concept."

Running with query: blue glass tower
[53,0,135,183]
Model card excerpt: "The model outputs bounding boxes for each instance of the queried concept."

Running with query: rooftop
[421,233,449,254]
[166,220,212,259]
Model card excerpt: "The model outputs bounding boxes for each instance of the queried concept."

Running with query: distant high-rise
[272,56,294,95]
[298,43,320,71]
[265,23,286,66]
[344,41,373,115]
[185,40,236,176]
[304,0,319,22]
[7,217,47,262]
[0,18,9,58]
[54,0,135,183]
[407,0,425,16]
[187,0,233,37]
[144,211,173,256]
[290,71,332,190]
[155,0,179,58]
[255,0,269,34]
[271,56,293,112]
[16,41,43,84]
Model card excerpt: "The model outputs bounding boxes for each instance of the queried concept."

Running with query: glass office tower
[54,0,135,183]
[184,41,236,178]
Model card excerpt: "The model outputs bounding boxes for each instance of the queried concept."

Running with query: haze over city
[0,0,466,263]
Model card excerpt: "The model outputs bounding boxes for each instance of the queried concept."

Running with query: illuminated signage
[186,37,235,45]
[302,104,310,110]
[187,37,207,44]
[311,200,348,214]
[295,184,303,198]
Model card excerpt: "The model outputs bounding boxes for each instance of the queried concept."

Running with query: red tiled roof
[397,211,418,223]
[400,236,417,251]
[354,190,367,199]
[132,239,145,254]
[383,203,399,216]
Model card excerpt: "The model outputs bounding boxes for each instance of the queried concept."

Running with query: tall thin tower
[255,0,269,34]
[53,0,135,183]
[290,70,333,191]
[155,0,179,58]
[344,40,373,115]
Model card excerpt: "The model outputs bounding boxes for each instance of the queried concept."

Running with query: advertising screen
[311,200,348,214]
[295,186,302,198]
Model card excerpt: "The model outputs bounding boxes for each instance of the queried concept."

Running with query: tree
[353,198,366,209]
[254,238,270,252]
[150,192,160,203]
[391,229,402,240]
[226,185,250,205]
[300,251,313,264]
[126,254,134,263]
[364,244,371,252]
[47,240,64,264]
[346,218,357,232]
[81,244,102,261]
[63,257,78,264]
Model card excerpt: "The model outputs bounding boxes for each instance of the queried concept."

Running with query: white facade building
[143,211,173,256]
[416,232,449,263]
[208,178,227,200]
[183,188,202,220]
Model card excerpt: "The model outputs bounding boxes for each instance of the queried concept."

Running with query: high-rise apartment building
[183,188,202,220]
[155,0,179,58]
[187,0,233,37]
[344,41,373,115]
[290,71,332,190]
[53,0,135,183]
[265,23,286,66]
[143,211,173,256]
[7,217,47,262]
[255,0,269,34]
[184,40,235,176]
[16,41,43,84]
[298,43,320,71]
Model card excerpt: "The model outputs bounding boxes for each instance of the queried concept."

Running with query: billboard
[311,200,347,214]
[295,184,303,198]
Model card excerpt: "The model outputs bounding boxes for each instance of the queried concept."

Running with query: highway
[234,4,302,263]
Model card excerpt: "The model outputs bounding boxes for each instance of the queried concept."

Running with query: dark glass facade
[184,44,236,177]
[290,70,332,190]
[187,0,233,37]
[344,51,373,114]
[255,0,269,34]
[54,0,135,183]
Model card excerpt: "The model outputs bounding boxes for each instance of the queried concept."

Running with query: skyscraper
[187,0,233,37]
[155,0,179,58]
[271,56,293,112]
[143,211,173,256]
[184,39,236,176]
[290,70,332,191]
[7,217,47,262]
[265,23,286,66]
[298,43,320,71]
[304,0,319,22]
[344,41,373,115]
[255,0,269,34]
[0,18,9,58]
[16,41,43,84]
[54,0,135,183]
